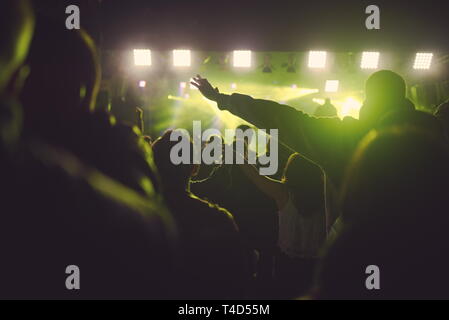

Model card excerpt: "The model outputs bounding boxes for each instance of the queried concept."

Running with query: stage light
[361,52,379,69]
[308,51,327,68]
[312,98,325,104]
[413,52,433,69]
[180,82,187,89]
[173,50,191,67]
[231,83,237,90]
[133,49,151,66]
[233,50,252,68]
[325,80,339,92]
[138,80,146,88]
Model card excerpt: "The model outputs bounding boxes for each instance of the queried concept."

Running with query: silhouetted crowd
[1,1,449,299]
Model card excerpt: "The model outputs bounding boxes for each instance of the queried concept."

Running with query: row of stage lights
[133,49,435,70]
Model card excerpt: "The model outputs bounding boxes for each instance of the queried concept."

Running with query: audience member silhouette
[239,152,326,298]
[314,98,338,118]
[152,130,251,299]
[191,71,415,187]
[20,16,159,197]
[0,1,175,299]
[315,127,449,299]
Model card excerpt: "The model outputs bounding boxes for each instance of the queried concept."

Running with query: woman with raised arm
[238,151,327,297]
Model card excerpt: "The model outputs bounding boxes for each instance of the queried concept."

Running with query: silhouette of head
[0,0,34,96]
[20,16,100,118]
[359,70,409,123]
[152,130,198,192]
[341,127,449,225]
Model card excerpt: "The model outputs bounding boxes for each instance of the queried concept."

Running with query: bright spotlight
[325,80,339,93]
[133,49,151,66]
[138,80,146,88]
[180,82,187,89]
[361,52,380,69]
[308,51,327,68]
[233,50,252,68]
[173,50,191,67]
[413,52,433,70]
[231,83,237,90]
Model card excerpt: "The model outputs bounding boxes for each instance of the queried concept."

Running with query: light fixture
[413,52,433,70]
[133,49,151,66]
[361,51,380,69]
[173,50,191,67]
[233,50,252,68]
[308,51,327,69]
[325,80,339,92]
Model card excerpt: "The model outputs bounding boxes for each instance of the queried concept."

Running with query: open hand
[190,75,220,101]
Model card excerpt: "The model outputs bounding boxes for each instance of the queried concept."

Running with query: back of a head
[152,130,195,192]
[365,70,406,102]
[20,16,100,121]
[282,153,324,214]
[341,127,449,225]
[0,0,34,95]
[360,70,408,123]
[318,127,449,299]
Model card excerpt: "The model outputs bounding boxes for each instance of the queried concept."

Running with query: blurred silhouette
[0,3,175,298]
[191,71,416,187]
[314,98,338,118]
[315,127,449,299]
[20,16,159,196]
[152,130,251,299]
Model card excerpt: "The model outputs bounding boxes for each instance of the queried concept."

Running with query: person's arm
[238,163,289,210]
[191,75,345,174]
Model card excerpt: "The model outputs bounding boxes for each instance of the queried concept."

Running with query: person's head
[20,16,100,120]
[282,153,324,215]
[152,130,199,193]
[359,70,409,123]
[340,126,449,226]
[0,0,34,97]
[324,98,331,104]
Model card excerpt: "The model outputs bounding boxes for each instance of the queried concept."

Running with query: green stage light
[233,50,252,68]
[133,49,151,66]
[173,50,191,67]
[361,52,379,69]
[325,80,339,92]
[308,51,327,68]
[413,52,433,69]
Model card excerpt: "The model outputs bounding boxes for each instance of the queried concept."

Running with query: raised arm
[191,75,347,181]
[238,163,289,210]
